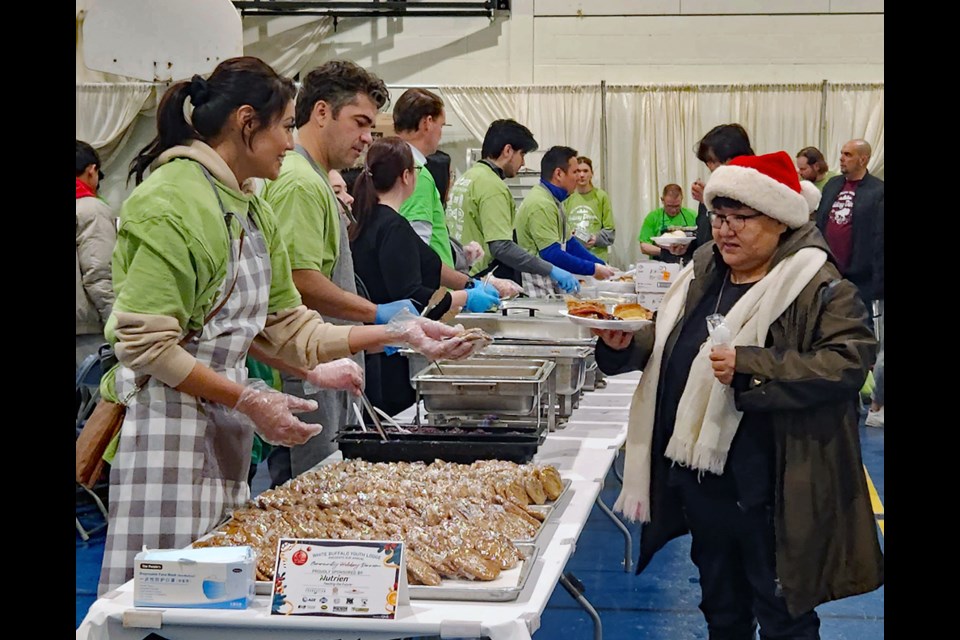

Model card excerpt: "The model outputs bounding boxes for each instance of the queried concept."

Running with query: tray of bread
[558,297,654,331]
[191,459,567,600]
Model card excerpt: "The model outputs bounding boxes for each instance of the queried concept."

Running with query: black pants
[680,484,821,640]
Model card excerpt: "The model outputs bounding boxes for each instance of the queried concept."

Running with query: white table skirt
[77,373,640,640]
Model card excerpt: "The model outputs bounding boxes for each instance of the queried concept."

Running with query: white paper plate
[651,235,694,247]
[558,309,652,331]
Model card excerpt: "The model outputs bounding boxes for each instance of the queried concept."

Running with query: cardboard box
[636,292,665,312]
[134,546,256,609]
[634,261,681,293]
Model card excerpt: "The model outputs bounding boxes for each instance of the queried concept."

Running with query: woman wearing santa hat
[594,151,883,639]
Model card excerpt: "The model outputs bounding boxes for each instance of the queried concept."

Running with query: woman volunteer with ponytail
[98,58,476,595]
[349,136,500,416]
[593,151,883,639]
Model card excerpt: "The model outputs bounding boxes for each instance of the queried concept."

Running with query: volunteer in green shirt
[638,183,698,262]
[393,88,454,266]
[445,119,580,292]
[565,156,616,261]
[258,61,431,487]
[391,88,513,299]
[796,146,840,191]
[97,58,474,595]
[515,145,616,296]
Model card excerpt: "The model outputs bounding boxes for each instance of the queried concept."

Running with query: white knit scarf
[613,247,827,522]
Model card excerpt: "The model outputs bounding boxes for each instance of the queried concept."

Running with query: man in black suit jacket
[815,139,884,305]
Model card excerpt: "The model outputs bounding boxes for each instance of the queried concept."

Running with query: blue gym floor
[76,423,884,637]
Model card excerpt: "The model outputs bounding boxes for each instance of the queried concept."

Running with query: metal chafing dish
[456,304,606,406]
[472,343,592,420]
[412,357,556,419]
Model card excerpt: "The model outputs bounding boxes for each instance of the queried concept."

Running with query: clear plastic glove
[550,266,580,294]
[463,241,485,266]
[593,264,617,280]
[305,357,364,397]
[232,383,322,446]
[384,308,474,361]
[487,275,523,299]
[375,299,418,325]
[465,285,500,312]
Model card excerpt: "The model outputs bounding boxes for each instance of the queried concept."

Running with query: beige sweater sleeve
[253,305,353,369]
[111,306,353,388]
[111,311,198,387]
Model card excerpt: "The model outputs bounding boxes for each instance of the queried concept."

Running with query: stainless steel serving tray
[254,540,546,598]
[515,504,552,544]
[455,312,595,344]
[413,358,555,415]
[513,477,571,543]
[477,344,592,396]
[408,543,540,602]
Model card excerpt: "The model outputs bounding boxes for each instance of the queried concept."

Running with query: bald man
[814,139,884,308]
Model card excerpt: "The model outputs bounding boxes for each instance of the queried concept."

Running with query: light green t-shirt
[108,158,302,341]
[399,161,454,267]
[814,171,840,191]
[565,187,615,261]
[516,184,566,257]
[637,206,699,244]
[445,161,516,276]
[261,152,340,279]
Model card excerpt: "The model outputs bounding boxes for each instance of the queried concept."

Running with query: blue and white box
[133,546,256,609]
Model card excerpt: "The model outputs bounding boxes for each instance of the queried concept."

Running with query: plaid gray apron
[521,196,568,297]
[98,169,269,595]
[283,146,364,478]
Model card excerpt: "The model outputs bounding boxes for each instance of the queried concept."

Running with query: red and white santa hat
[703,151,810,229]
[799,179,821,213]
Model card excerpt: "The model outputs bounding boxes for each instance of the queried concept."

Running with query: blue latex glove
[375,299,419,325]
[471,279,500,299]
[464,285,500,312]
[550,266,580,294]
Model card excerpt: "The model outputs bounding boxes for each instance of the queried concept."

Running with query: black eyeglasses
[710,212,762,232]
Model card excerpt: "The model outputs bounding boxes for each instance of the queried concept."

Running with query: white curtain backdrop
[605,83,823,267]
[823,83,884,179]
[80,76,882,267]
[76,83,156,148]
[441,85,603,181]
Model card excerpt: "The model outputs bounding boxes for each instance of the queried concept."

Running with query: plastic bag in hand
[464,285,500,312]
[232,383,322,446]
[305,357,364,397]
[384,308,473,361]
[706,313,732,346]
[486,275,522,299]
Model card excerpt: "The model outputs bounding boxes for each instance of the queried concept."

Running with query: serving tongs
[360,392,389,442]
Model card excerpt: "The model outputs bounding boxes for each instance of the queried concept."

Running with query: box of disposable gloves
[133,546,256,609]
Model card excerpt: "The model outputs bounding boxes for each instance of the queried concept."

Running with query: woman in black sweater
[349,137,498,415]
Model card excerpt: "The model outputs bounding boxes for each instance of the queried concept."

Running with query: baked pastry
[566,299,614,320]
[613,303,653,321]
